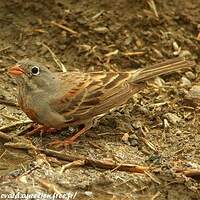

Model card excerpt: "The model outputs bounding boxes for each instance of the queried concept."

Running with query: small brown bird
[8,57,195,146]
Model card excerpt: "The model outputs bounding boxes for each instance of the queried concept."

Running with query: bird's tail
[132,57,196,83]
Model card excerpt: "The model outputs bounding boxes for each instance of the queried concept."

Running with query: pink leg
[26,125,57,136]
[49,122,92,147]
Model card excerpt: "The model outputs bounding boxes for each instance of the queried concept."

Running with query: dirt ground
[0,0,200,199]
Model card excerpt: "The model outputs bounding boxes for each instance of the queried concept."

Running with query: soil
[0,0,200,199]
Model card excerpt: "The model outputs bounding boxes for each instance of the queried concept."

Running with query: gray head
[8,59,57,92]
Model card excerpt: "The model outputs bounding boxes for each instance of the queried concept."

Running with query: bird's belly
[18,94,82,128]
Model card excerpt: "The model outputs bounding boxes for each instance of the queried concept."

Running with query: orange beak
[8,65,25,76]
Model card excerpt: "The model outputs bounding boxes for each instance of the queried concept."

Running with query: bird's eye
[31,66,40,75]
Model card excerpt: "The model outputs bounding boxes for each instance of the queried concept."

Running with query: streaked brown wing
[49,57,195,125]
[51,72,140,123]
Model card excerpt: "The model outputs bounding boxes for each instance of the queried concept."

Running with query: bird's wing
[50,57,195,124]
[50,71,141,123]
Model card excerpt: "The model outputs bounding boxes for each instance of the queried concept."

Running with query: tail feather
[132,57,196,83]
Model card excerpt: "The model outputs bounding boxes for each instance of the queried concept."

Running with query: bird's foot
[49,138,76,147]
[49,122,92,148]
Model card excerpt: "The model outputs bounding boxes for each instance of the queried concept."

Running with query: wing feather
[51,72,137,122]
[49,57,195,124]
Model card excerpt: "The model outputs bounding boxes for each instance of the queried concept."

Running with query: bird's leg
[49,121,93,147]
[25,124,57,136]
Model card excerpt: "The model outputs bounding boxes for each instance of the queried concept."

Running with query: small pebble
[172,41,181,55]
[180,76,191,87]
[185,71,196,80]
[77,17,87,25]
[136,39,143,47]
[78,44,91,52]
[85,191,93,197]
[18,176,28,184]
[188,85,200,98]
[124,35,133,45]
[129,134,139,140]
[138,106,149,115]
[164,113,181,125]
[179,50,191,57]
[132,121,142,129]
[94,27,109,34]
[195,65,200,73]
[130,139,138,147]
[59,45,66,50]
[121,132,130,144]
[163,118,170,128]
[154,77,165,87]
[68,126,75,132]
[186,162,200,168]
[172,41,179,51]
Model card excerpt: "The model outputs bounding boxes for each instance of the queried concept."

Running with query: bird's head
[8,59,57,92]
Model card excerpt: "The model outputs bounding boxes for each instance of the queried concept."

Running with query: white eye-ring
[31,66,40,75]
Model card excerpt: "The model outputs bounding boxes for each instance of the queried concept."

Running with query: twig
[32,28,47,33]
[147,0,159,18]
[151,191,161,200]
[110,164,123,172]
[175,168,200,178]
[51,21,78,35]
[122,51,145,56]
[4,141,36,150]
[0,46,10,52]
[15,123,34,136]
[41,43,67,72]
[0,131,14,142]
[105,49,119,57]
[0,119,32,132]
[34,176,63,194]
[0,149,7,159]
[0,131,22,144]
[0,99,18,107]
[1,113,19,121]
[60,160,85,173]
[87,141,104,151]
[39,148,150,173]
[9,55,18,62]
[140,137,158,153]
[145,171,161,184]
[97,132,124,136]
[0,141,150,173]
[4,142,200,178]
[92,10,104,20]
[197,32,200,41]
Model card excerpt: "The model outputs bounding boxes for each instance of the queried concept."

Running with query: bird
[8,57,195,146]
